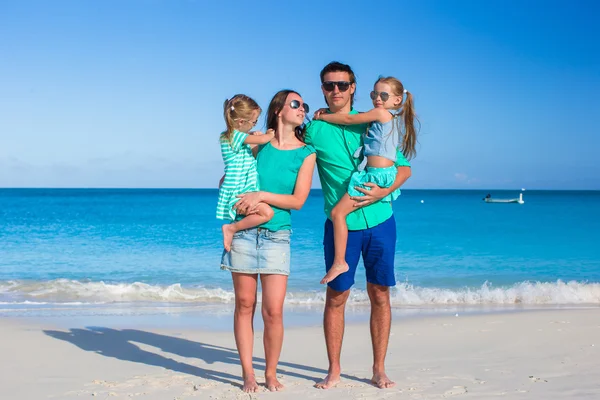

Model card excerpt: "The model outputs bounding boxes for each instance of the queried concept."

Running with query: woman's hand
[235,191,265,215]
[313,108,328,120]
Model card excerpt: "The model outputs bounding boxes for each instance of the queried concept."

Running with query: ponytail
[399,90,418,160]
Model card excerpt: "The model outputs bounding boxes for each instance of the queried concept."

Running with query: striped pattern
[216,130,259,220]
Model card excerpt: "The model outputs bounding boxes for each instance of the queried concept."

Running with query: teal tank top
[256,142,315,231]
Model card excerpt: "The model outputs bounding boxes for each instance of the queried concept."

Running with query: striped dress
[216,129,259,221]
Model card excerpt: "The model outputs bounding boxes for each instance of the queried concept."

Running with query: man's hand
[350,183,389,208]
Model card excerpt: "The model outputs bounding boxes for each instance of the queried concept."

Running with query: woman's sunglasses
[289,99,309,114]
[322,81,351,92]
[370,91,391,102]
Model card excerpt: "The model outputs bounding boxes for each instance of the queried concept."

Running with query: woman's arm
[235,153,317,212]
[315,107,389,125]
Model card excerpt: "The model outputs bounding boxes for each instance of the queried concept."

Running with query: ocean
[1,189,599,326]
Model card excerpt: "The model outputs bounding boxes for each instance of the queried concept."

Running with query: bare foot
[320,262,349,284]
[265,376,284,392]
[371,372,396,389]
[222,224,235,252]
[314,374,340,389]
[242,374,259,393]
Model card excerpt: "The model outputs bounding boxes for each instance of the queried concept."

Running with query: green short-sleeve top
[256,142,316,231]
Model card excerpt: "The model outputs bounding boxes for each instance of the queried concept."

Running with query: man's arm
[350,148,411,207]
[350,166,411,207]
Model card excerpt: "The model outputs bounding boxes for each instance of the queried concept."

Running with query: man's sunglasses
[289,99,309,114]
[370,91,391,102]
[322,81,352,92]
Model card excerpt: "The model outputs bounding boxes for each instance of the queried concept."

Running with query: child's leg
[222,203,274,251]
[320,194,355,284]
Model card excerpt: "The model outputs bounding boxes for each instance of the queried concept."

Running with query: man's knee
[368,284,391,308]
[326,288,350,309]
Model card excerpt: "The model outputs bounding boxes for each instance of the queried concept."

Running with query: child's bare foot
[242,374,259,393]
[320,262,349,284]
[265,375,284,391]
[222,224,235,252]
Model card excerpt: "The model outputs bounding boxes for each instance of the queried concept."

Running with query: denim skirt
[221,228,291,275]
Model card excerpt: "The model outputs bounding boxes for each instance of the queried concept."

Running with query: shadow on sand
[44,327,371,388]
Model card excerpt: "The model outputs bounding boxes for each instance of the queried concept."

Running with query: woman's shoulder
[300,144,316,156]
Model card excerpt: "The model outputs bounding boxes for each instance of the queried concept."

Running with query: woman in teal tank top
[220,90,316,393]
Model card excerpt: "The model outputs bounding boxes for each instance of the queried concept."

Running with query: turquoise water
[1,189,599,316]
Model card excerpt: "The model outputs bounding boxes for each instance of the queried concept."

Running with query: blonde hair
[221,94,261,142]
[376,76,419,160]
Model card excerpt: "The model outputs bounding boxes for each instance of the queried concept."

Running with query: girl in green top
[216,94,275,252]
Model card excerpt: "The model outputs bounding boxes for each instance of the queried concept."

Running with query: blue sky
[1,0,598,189]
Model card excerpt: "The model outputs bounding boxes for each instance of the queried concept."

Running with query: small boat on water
[483,193,524,204]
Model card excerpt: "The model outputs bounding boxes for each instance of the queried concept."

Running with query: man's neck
[329,104,352,114]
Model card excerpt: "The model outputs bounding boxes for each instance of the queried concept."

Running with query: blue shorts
[324,215,396,292]
[221,228,291,275]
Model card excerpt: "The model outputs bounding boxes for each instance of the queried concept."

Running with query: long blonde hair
[376,76,419,160]
[221,94,261,143]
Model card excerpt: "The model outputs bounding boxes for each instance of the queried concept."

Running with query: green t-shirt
[305,109,411,231]
[256,142,316,231]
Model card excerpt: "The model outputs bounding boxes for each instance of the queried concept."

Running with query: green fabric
[256,142,316,231]
[305,110,411,230]
[216,129,259,220]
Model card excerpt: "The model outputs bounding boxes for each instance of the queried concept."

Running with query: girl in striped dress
[217,94,274,251]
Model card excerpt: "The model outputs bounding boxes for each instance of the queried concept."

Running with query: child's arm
[314,108,390,125]
[243,129,274,145]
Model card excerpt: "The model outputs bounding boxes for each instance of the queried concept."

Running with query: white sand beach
[1,309,599,399]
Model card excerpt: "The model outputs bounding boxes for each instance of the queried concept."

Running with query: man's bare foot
[320,262,349,284]
[265,375,284,391]
[242,374,259,393]
[314,374,340,389]
[222,224,235,252]
[371,372,396,389]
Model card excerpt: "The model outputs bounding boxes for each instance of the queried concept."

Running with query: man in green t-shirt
[305,62,412,390]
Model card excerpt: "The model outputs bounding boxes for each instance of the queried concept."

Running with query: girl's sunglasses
[322,81,351,92]
[289,99,309,114]
[370,91,391,102]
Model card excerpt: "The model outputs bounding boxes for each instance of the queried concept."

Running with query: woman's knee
[262,306,283,325]
[235,295,256,314]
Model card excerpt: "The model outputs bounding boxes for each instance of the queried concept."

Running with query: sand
[1,309,599,399]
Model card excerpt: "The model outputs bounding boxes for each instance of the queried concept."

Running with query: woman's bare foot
[265,375,284,391]
[222,224,235,252]
[371,372,396,389]
[242,374,259,393]
[314,373,340,389]
[320,262,349,284]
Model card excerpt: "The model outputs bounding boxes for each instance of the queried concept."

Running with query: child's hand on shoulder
[313,108,328,120]
[249,130,263,136]
[265,129,275,138]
